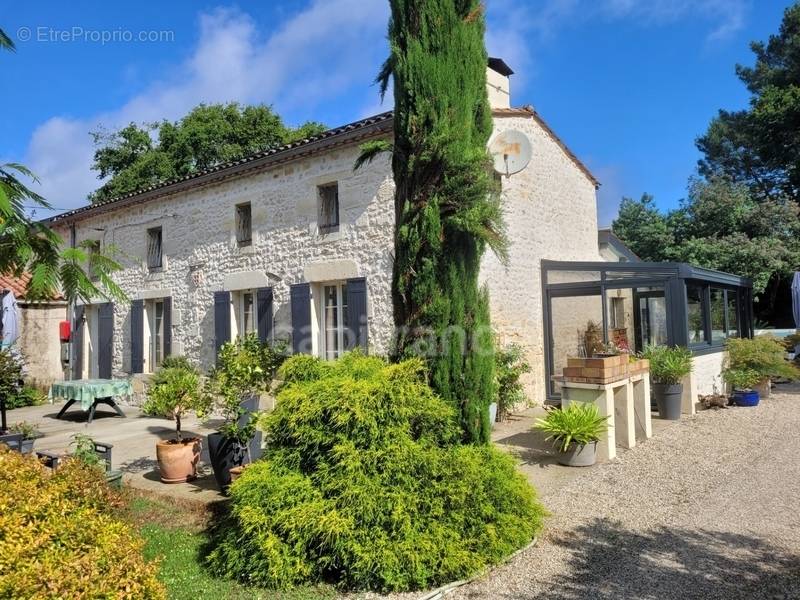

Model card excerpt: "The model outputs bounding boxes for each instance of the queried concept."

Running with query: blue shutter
[163,297,173,358]
[130,300,144,374]
[346,278,368,352]
[71,305,85,380]
[214,291,231,360]
[256,287,273,344]
[290,283,311,354]
[97,303,114,379]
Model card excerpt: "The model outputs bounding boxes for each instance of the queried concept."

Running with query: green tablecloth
[49,379,133,411]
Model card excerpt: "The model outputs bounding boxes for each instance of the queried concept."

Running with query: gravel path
[449,384,800,600]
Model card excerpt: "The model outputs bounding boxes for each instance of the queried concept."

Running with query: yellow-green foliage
[0,448,164,599]
[727,335,800,380]
[207,353,544,592]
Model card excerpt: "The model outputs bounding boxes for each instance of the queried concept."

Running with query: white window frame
[143,299,165,373]
[235,290,257,338]
[317,182,340,234]
[319,282,348,360]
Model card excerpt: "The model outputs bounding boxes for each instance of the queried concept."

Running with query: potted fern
[142,360,210,484]
[642,345,693,420]
[723,368,761,406]
[534,403,609,467]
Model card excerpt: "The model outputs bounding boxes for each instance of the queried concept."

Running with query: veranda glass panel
[550,293,603,395]
[710,288,726,343]
[687,284,707,344]
[727,291,739,337]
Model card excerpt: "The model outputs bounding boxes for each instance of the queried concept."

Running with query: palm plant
[534,403,609,452]
[0,27,123,303]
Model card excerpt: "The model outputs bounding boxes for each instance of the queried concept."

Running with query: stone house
[45,59,751,407]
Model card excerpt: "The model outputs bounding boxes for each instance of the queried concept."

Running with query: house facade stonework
[49,65,601,405]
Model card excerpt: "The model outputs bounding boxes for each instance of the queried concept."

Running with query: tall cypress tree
[361,0,507,443]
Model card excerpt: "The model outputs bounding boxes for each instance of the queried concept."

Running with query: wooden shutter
[290,283,311,354]
[163,297,173,358]
[71,305,85,380]
[346,278,368,352]
[214,291,231,360]
[97,303,114,379]
[256,287,273,344]
[130,300,144,374]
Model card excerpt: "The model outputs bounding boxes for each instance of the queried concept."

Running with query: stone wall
[481,114,601,404]
[56,113,600,406]
[18,303,66,387]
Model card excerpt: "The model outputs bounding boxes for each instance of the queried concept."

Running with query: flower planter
[207,395,262,493]
[653,383,683,420]
[557,441,597,467]
[563,355,649,385]
[155,437,201,484]
[20,439,34,455]
[732,389,760,407]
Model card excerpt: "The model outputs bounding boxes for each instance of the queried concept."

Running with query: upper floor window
[146,227,162,270]
[236,202,252,246]
[318,183,339,234]
[86,240,100,282]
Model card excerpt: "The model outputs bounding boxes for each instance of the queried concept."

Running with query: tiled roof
[0,273,64,301]
[45,106,598,225]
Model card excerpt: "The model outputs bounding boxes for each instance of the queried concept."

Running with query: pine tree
[362,0,507,443]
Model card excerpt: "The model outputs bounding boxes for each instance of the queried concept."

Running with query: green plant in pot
[142,361,209,484]
[723,368,762,406]
[726,336,800,399]
[642,345,692,420]
[8,421,41,454]
[534,403,609,467]
[204,335,287,492]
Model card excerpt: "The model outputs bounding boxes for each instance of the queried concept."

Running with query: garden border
[416,535,540,600]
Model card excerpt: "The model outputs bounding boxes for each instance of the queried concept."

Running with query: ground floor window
[322,283,348,360]
[147,299,165,372]
[232,290,257,339]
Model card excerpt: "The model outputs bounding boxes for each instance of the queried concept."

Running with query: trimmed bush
[727,335,800,381]
[206,353,544,592]
[0,448,164,599]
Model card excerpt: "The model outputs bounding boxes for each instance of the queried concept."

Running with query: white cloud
[25,1,389,214]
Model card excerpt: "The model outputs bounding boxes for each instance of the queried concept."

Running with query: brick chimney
[487,57,514,109]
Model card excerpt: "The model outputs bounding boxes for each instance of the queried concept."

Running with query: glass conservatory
[542,260,754,399]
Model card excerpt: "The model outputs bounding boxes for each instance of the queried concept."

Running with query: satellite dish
[489,130,532,176]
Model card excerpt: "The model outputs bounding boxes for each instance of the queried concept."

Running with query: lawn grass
[124,491,336,600]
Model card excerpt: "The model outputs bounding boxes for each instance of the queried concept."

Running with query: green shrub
[495,343,531,421]
[206,353,544,592]
[642,345,693,385]
[0,349,23,407]
[0,447,164,599]
[143,365,209,441]
[723,368,762,391]
[534,403,609,452]
[5,384,47,410]
[204,336,287,446]
[727,335,800,381]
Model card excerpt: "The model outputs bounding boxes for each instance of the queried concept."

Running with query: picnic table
[49,379,132,425]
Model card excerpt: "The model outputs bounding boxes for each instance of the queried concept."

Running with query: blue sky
[1,1,794,223]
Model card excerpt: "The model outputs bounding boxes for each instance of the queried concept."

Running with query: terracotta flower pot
[229,464,248,483]
[156,438,201,484]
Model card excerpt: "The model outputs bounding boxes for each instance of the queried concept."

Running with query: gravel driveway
[449,384,800,600]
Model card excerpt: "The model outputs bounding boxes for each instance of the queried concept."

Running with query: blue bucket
[732,390,760,407]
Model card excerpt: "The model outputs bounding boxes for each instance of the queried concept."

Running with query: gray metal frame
[541,260,754,400]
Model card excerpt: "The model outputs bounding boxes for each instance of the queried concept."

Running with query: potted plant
[534,402,609,467]
[204,335,286,492]
[8,421,41,454]
[723,368,762,406]
[142,361,209,484]
[726,336,800,399]
[642,345,693,420]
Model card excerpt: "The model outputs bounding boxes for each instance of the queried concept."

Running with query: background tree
[0,28,122,303]
[91,103,326,203]
[696,3,800,202]
[363,0,506,443]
